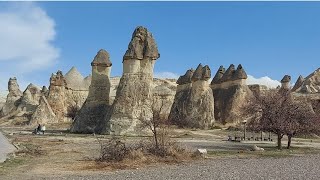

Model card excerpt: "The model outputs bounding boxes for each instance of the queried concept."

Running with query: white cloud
[0,2,59,90]
[154,71,179,79]
[246,75,281,89]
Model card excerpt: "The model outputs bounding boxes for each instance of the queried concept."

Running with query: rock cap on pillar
[91,49,112,67]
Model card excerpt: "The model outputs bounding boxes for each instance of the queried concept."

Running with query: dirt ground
[1,122,320,179]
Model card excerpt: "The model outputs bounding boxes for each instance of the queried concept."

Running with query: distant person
[41,125,46,134]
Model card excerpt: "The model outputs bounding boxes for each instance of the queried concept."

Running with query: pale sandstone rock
[18,83,41,113]
[169,65,214,129]
[291,75,304,92]
[29,96,57,125]
[211,64,252,124]
[0,77,22,117]
[47,71,67,121]
[71,49,112,134]
[108,26,159,135]
[280,75,291,90]
[294,68,320,93]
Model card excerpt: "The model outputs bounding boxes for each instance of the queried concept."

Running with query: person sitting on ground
[40,125,46,134]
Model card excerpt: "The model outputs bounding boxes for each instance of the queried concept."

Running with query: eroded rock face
[0,77,22,117]
[29,96,56,125]
[291,75,304,92]
[18,83,41,113]
[169,64,214,129]
[108,26,160,135]
[211,64,252,124]
[71,49,112,134]
[292,68,320,93]
[47,71,67,121]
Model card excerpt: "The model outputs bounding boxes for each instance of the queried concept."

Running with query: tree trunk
[287,134,292,149]
[154,128,159,149]
[277,133,282,150]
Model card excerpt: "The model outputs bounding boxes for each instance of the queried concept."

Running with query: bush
[97,137,128,162]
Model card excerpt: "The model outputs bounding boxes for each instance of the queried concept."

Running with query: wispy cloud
[0,2,59,90]
[154,71,179,79]
[246,75,281,88]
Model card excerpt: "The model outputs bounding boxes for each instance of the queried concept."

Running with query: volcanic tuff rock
[169,64,214,129]
[280,75,291,90]
[18,83,41,113]
[0,77,22,117]
[47,71,67,121]
[71,49,112,134]
[108,26,160,135]
[291,75,305,92]
[177,69,194,85]
[292,68,320,93]
[211,64,252,124]
[29,96,57,125]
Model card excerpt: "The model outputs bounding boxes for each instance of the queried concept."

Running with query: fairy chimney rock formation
[71,49,112,134]
[210,64,252,124]
[281,75,291,90]
[47,70,67,121]
[210,66,225,85]
[108,26,160,135]
[169,64,214,129]
[0,77,22,117]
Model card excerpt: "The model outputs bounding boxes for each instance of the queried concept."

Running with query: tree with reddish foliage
[243,89,318,149]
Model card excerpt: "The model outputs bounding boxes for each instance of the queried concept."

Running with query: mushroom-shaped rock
[177,69,194,85]
[201,65,211,81]
[211,66,225,85]
[91,49,112,67]
[123,26,160,61]
[291,75,305,92]
[281,75,291,83]
[233,64,247,80]
[220,64,236,82]
[191,64,203,82]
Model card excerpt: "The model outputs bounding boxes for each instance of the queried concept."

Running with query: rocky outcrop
[108,26,160,135]
[18,83,41,113]
[47,71,67,121]
[292,68,320,93]
[71,49,112,134]
[169,64,214,129]
[153,84,175,120]
[65,67,86,90]
[0,77,22,117]
[291,75,304,92]
[29,96,56,125]
[211,64,252,124]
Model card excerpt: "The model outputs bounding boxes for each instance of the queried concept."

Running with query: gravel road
[4,154,320,180]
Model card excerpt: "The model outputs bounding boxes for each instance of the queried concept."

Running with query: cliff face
[211,64,252,124]
[169,64,214,129]
[107,26,160,135]
[71,49,112,134]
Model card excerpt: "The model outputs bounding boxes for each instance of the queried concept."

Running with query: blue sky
[0,2,319,90]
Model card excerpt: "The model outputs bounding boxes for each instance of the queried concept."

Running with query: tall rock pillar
[0,77,22,117]
[71,49,112,134]
[108,26,160,135]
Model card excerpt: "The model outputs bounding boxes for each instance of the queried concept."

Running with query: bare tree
[140,97,170,155]
[243,89,317,149]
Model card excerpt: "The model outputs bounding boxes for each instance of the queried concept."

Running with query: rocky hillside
[0,90,8,109]
[293,68,320,93]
